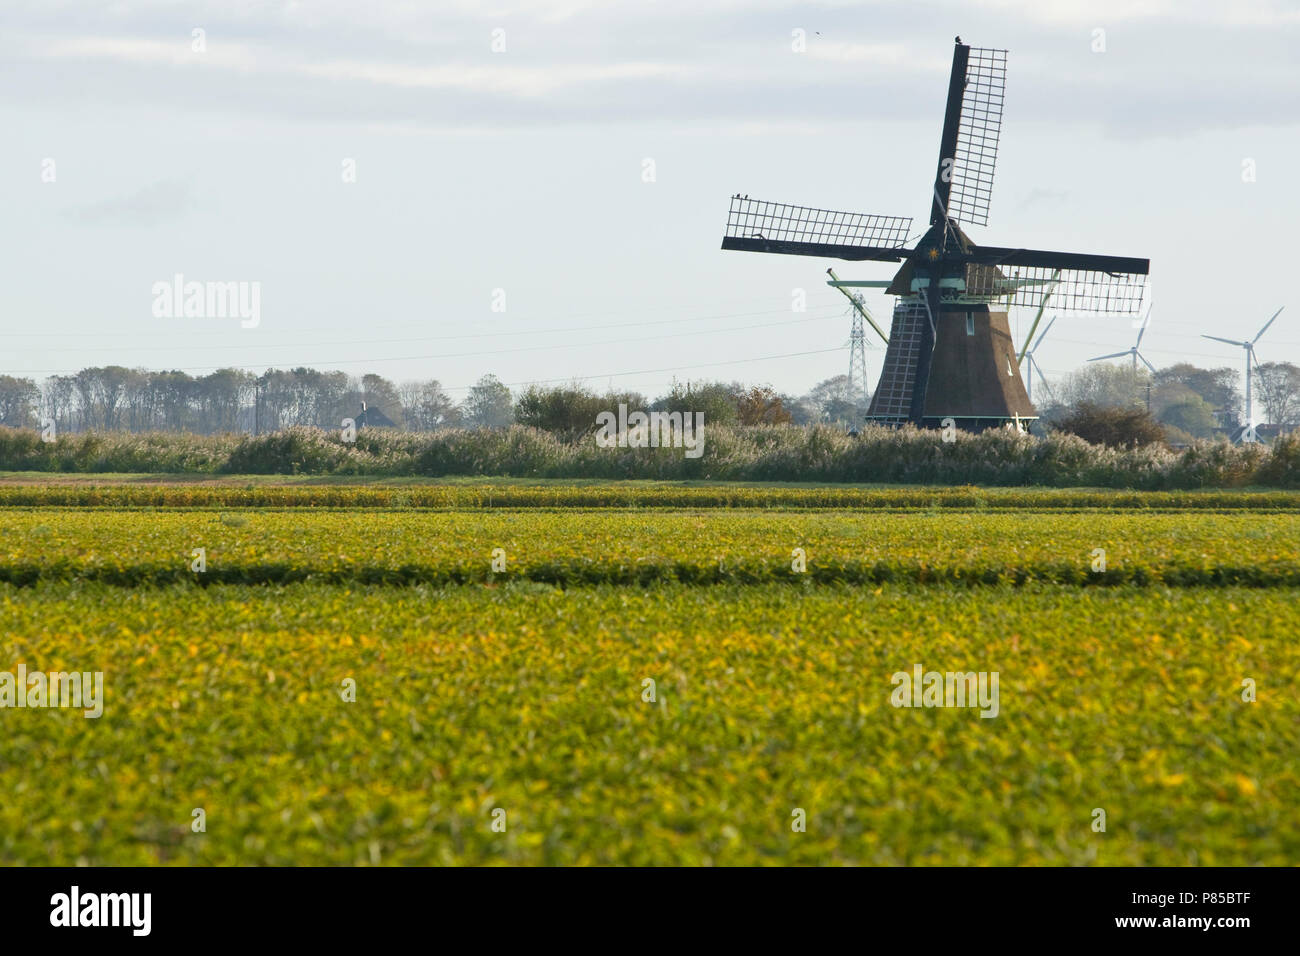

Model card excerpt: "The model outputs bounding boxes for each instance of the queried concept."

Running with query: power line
[1,295,846,341]
[13,346,849,395]
[445,346,849,393]
[0,311,843,376]
[9,304,844,355]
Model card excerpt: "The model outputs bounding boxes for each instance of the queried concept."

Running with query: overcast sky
[4,0,1299,402]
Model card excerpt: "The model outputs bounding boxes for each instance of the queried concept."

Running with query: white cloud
[39,35,262,71]
[33,33,692,97]
[943,0,1300,26]
[807,41,948,73]
[10,0,1300,136]
[65,181,193,227]
[296,58,694,97]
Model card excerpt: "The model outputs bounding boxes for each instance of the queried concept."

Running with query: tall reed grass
[2,424,1297,488]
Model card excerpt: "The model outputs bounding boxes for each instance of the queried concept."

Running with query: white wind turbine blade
[1088,350,1131,362]
[1136,352,1156,374]
[1202,334,1248,347]
[1137,293,1154,337]
[1253,306,1285,344]
[1030,316,1057,355]
[1017,272,1061,362]
[1035,362,1053,398]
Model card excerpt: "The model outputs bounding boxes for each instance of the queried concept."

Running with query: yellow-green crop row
[4,503,1295,866]
[1,582,1295,865]
[1,483,1299,511]
[2,510,1299,587]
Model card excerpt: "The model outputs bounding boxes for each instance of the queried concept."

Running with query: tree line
[2,361,1296,440]
[0,367,839,435]
[1038,361,1300,441]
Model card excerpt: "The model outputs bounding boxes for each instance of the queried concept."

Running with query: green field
[1,484,1296,865]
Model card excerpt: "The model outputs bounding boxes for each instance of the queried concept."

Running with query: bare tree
[804,374,862,423]
[44,376,78,432]
[461,375,513,428]
[1043,363,1151,419]
[0,376,39,428]
[397,380,460,430]
[1256,361,1300,430]
[359,373,403,425]
[73,366,138,430]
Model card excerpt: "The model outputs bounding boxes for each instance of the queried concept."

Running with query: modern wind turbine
[1088,316,1154,374]
[1020,315,1056,404]
[1201,306,1285,436]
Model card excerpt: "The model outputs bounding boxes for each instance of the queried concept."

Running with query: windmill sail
[964,265,1147,313]
[721,197,912,261]
[866,301,929,421]
[930,43,969,226]
[963,247,1149,313]
[947,46,1007,227]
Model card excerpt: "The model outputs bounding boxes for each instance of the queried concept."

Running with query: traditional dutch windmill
[721,38,1150,431]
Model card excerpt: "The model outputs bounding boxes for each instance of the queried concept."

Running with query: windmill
[1020,315,1056,404]
[1202,306,1284,440]
[827,267,889,409]
[721,38,1149,431]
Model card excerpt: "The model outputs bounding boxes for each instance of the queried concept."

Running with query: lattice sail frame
[963,264,1147,314]
[865,300,928,421]
[948,46,1007,228]
[724,197,912,249]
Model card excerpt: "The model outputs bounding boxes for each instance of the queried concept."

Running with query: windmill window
[1007,356,1015,377]
[966,313,975,336]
